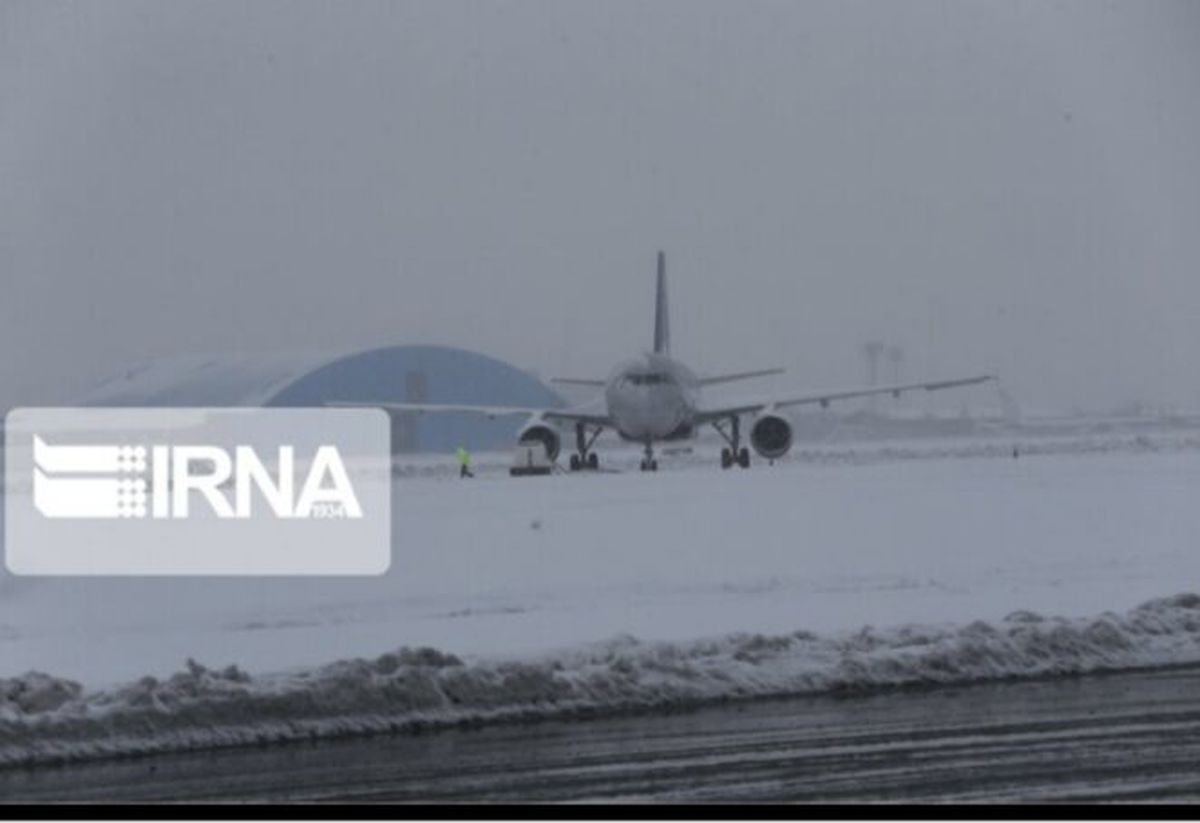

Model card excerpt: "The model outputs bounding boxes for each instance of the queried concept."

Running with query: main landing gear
[568,452,599,471]
[713,416,751,470]
[639,440,658,472]
[568,422,602,471]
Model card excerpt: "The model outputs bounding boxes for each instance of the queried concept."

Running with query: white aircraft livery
[350,253,995,471]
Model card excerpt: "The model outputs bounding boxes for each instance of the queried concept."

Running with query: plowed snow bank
[4,593,1200,768]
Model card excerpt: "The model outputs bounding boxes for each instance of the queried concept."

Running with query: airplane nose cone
[607,385,685,439]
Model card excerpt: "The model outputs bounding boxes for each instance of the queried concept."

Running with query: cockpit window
[625,373,671,386]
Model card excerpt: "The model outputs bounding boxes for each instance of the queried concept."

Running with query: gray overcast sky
[2,0,1198,412]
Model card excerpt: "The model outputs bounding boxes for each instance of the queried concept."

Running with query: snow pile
[0,672,82,716]
[3,594,1200,768]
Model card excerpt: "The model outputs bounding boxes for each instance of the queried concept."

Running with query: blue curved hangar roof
[78,345,564,454]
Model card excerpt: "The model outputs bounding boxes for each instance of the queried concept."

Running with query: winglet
[654,251,670,355]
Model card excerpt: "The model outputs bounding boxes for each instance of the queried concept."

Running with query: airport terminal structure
[77,345,565,454]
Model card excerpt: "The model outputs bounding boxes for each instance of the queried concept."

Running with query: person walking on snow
[456,445,474,478]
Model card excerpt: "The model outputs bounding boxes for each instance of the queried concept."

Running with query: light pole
[862,341,884,414]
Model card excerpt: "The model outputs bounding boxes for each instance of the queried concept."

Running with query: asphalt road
[4,665,1200,803]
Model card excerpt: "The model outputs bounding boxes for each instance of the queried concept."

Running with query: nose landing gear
[639,441,658,472]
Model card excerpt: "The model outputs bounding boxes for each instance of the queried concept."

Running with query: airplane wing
[697,367,785,387]
[694,375,996,422]
[549,377,607,388]
[554,368,785,390]
[325,401,612,427]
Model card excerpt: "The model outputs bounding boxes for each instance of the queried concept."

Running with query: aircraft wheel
[587,452,599,470]
[720,448,733,469]
[650,459,658,471]
[569,454,581,471]
[737,448,751,469]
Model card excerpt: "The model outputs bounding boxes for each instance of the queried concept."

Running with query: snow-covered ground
[1,430,1200,765]
[4,430,1199,687]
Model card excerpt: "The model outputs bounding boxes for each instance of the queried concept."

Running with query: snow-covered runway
[8,663,1200,802]
[3,432,1200,769]
[3,434,1198,688]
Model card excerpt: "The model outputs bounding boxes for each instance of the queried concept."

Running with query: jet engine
[750,413,793,460]
[517,422,561,461]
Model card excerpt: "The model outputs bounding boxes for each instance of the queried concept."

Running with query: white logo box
[5,408,391,576]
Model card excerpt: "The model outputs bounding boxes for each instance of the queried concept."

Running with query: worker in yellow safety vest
[456,445,474,478]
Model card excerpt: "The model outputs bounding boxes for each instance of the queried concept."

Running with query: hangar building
[78,345,564,454]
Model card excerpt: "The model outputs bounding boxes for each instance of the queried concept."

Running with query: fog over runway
[3,1,1200,415]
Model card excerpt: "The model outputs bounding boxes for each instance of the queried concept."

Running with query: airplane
[341,252,995,471]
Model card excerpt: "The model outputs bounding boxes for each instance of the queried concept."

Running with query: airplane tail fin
[653,250,670,355]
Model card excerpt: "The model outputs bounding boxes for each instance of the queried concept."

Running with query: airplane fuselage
[604,353,700,442]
